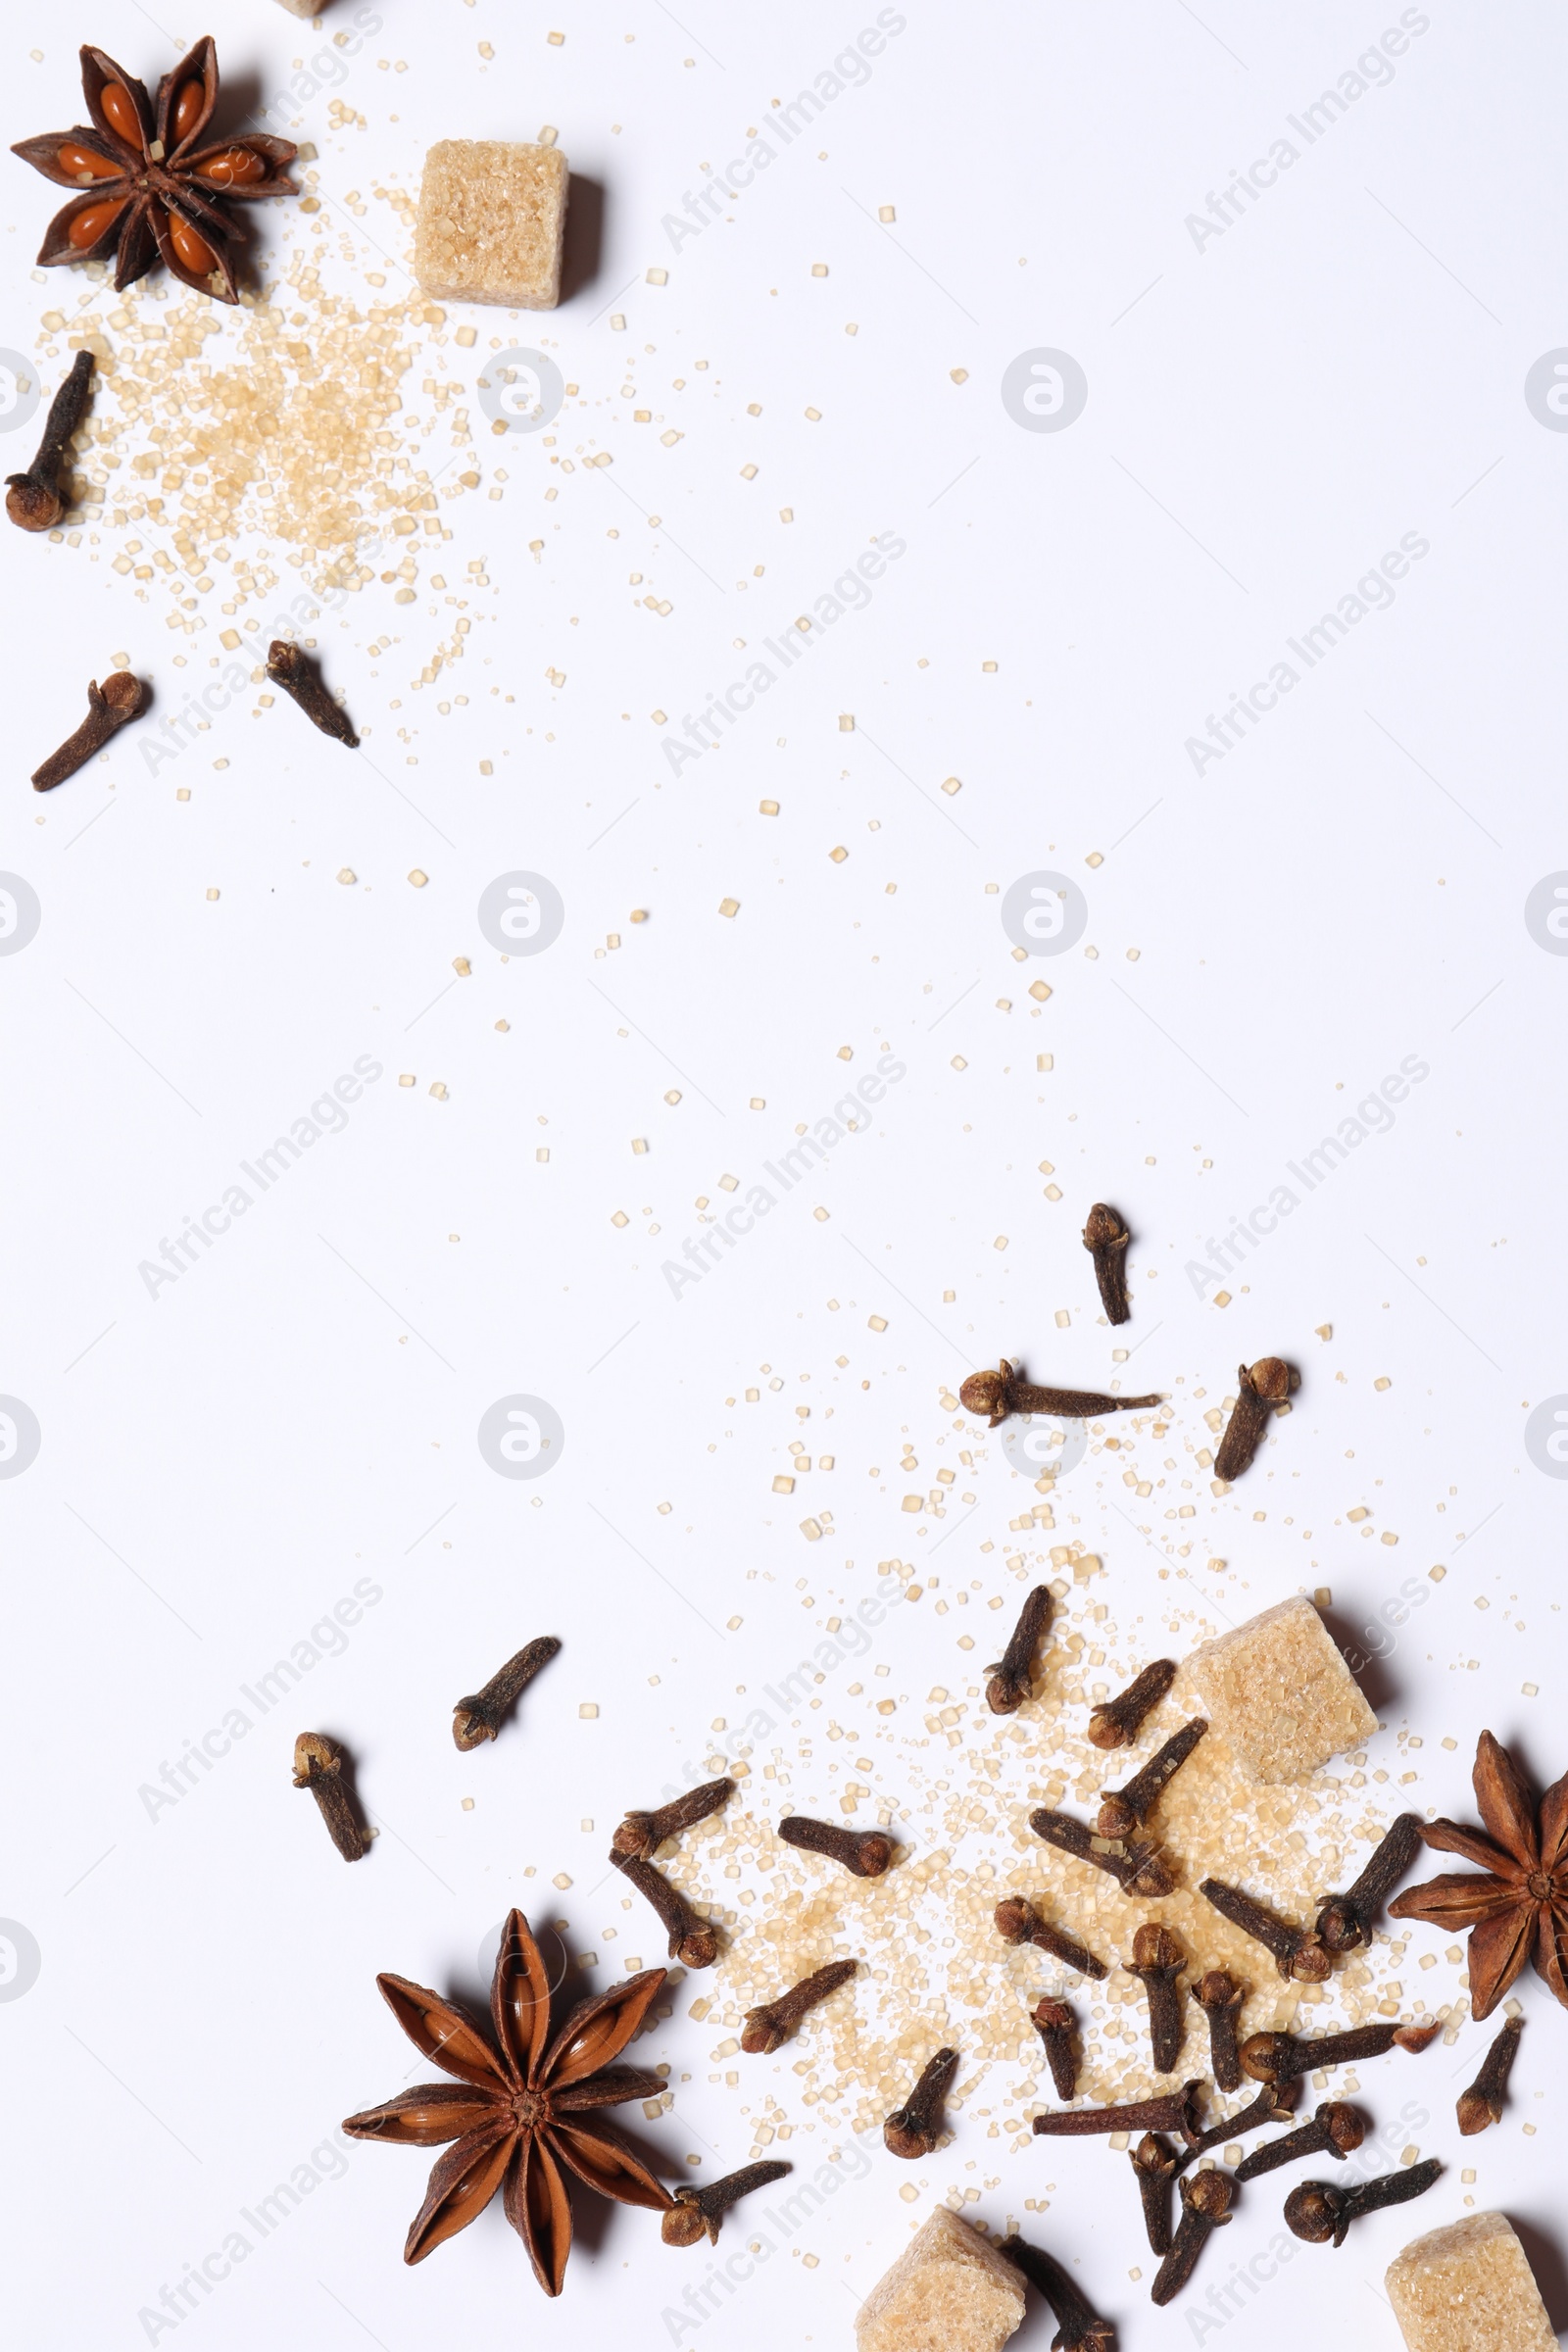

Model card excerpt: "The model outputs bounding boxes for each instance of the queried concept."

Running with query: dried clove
[999,2234,1115,2351]
[1235,2101,1364,2182]
[958,1360,1162,1427]
[32,668,145,790]
[777,1813,892,1878]
[1240,2020,1432,2084]
[1034,2082,1202,2139]
[741,1958,857,2055]
[1031,1807,1176,1899]
[267,638,359,747]
[1212,1357,1292,1482]
[612,1774,734,1858]
[1192,1969,1246,2092]
[1097,1719,1208,1839]
[662,2161,790,2247]
[1087,1657,1176,1751]
[1128,1924,1187,2074]
[1030,1997,1080,2100]
[1151,2170,1233,2305]
[994,1895,1107,1980]
[883,2046,958,2159]
[1313,1812,1423,1953]
[1082,1201,1132,1324]
[7,348,93,530]
[1284,2159,1442,2248]
[292,1731,367,1861]
[609,1850,718,1968]
[1456,2015,1523,2135]
[1177,2077,1298,2166]
[986,1582,1053,1714]
[451,1634,560,1750]
[1130,2132,1178,2256]
[1200,1877,1330,1983]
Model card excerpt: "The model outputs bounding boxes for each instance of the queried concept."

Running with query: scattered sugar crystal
[1186,1594,1377,1783]
[1386,2212,1555,2352]
[857,2207,1023,2352]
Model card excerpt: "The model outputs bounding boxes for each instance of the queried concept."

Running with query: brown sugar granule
[415,140,567,310]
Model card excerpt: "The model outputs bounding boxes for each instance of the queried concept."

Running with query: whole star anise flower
[12,38,296,304]
[1389,1730,1568,2020]
[342,1909,672,2295]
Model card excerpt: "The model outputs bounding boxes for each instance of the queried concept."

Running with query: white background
[2,2,1566,2346]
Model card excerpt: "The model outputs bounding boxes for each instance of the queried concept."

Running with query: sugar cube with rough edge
[1185,1593,1376,1784]
[856,2208,1024,2352]
[1386,2211,1556,2352]
[415,140,567,311]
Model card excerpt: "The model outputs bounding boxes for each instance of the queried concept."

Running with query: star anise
[1389,1730,1568,2020]
[12,38,296,304]
[342,1909,672,2295]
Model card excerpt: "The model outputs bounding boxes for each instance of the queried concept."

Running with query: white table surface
[2,2,1565,2345]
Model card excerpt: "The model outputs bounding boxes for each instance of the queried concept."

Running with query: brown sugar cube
[1186,1593,1375,1784]
[1386,2212,1556,2352]
[857,2208,1024,2352]
[415,140,567,311]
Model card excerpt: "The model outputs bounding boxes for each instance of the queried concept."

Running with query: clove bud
[1212,1357,1292,1482]
[1128,1923,1187,2075]
[1030,1997,1079,2101]
[267,639,359,748]
[777,1814,892,1878]
[292,1731,367,1861]
[1234,2101,1364,2182]
[1284,2159,1442,2248]
[1031,1807,1176,1899]
[1082,1201,1132,1324]
[1097,1718,1207,1839]
[1199,1876,1329,1983]
[452,1634,560,1749]
[883,2047,958,2159]
[32,669,145,790]
[958,1359,1161,1427]
[1130,2132,1178,2256]
[1151,2170,1233,2305]
[741,1959,857,2055]
[1313,1812,1423,1953]
[986,1583,1053,1714]
[610,1850,718,1969]
[612,1775,734,1858]
[1087,1656,1176,1751]
[1456,2015,1523,2136]
[1240,2020,1432,2084]
[662,2161,790,2247]
[7,348,93,531]
[994,1895,1106,1980]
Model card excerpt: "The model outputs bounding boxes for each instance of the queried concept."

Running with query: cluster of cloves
[294,1632,567,1863]
[958,1198,1303,1482]
[609,1774,735,1971]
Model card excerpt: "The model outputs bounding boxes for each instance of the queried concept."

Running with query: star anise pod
[1389,1730,1568,2020]
[342,1909,672,2295]
[12,38,296,304]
